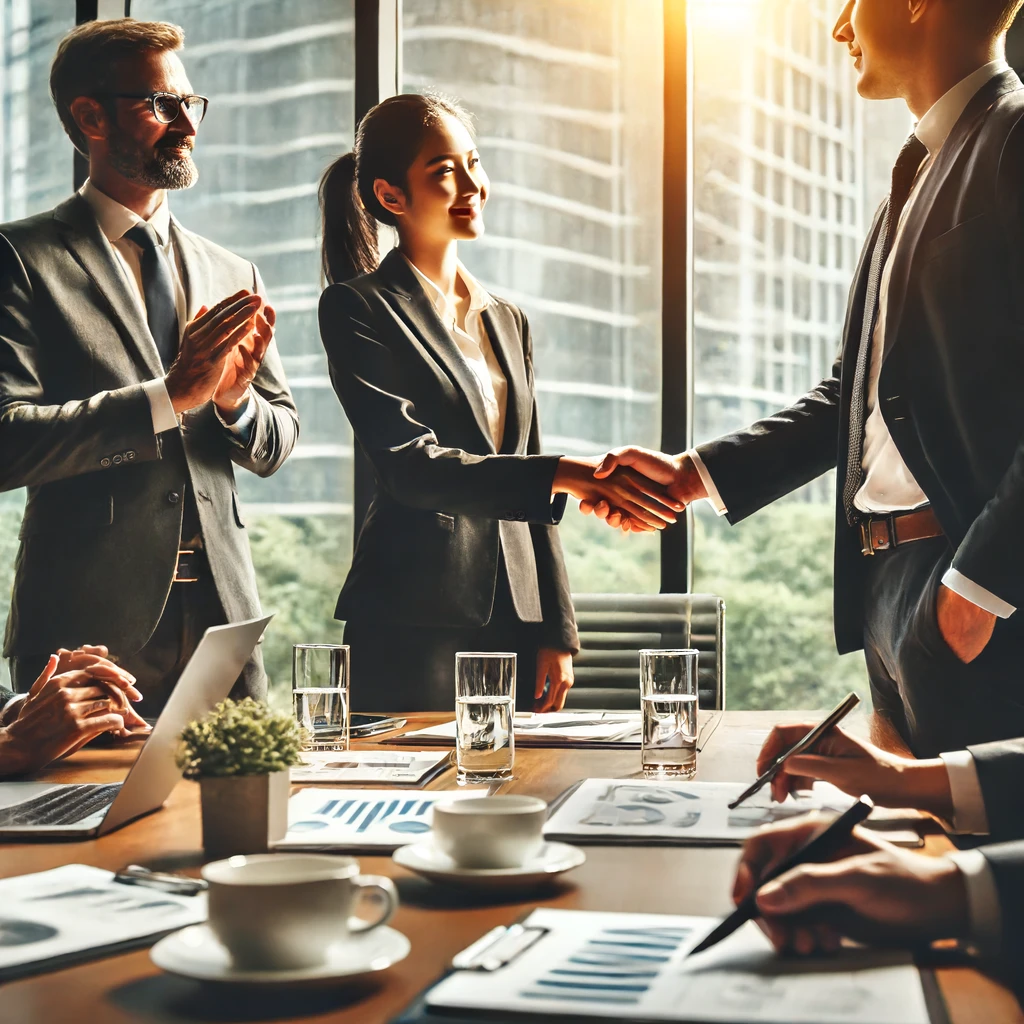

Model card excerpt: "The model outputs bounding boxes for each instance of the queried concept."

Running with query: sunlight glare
[690,0,761,31]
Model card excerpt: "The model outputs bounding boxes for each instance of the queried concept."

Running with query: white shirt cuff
[142,377,178,434]
[214,391,256,439]
[949,849,1003,958]
[685,449,728,516]
[940,750,990,835]
[941,568,1016,619]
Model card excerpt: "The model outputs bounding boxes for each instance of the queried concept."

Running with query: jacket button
[100,457,111,468]
[125,450,136,460]
[167,491,180,504]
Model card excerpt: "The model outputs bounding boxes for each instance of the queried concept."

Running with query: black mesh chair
[566,593,726,711]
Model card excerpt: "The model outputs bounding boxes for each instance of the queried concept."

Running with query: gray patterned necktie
[841,133,929,524]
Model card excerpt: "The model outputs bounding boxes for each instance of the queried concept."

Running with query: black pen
[728,692,861,810]
[687,795,874,958]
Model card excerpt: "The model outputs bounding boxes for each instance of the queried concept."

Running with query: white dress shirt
[79,180,255,439]
[405,255,508,450]
[689,61,1015,618]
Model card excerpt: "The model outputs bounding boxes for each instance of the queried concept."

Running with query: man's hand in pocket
[936,584,997,663]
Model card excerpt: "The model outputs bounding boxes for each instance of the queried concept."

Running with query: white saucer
[392,840,585,888]
[150,922,410,986]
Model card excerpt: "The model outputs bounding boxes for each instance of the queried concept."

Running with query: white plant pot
[199,770,290,861]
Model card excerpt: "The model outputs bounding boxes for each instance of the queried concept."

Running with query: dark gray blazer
[978,841,1024,970]
[318,249,578,652]
[694,71,1024,654]
[970,737,1024,842]
[0,193,299,668]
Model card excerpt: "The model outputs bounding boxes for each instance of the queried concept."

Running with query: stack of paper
[275,787,487,852]
[424,908,932,1024]
[543,779,856,846]
[290,749,452,786]
[0,865,206,982]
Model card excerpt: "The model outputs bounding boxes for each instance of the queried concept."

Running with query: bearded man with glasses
[0,19,299,719]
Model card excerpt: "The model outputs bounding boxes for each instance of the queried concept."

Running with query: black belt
[173,548,206,583]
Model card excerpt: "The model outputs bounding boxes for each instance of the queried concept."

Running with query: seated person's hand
[580,448,708,533]
[734,815,969,955]
[757,723,954,820]
[553,455,683,532]
[0,651,150,776]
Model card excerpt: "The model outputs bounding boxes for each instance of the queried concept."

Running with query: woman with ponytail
[318,93,678,713]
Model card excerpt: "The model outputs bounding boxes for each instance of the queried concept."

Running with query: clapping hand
[579,448,709,533]
[733,816,969,955]
[214,301,276,417]
[553,455,684,532]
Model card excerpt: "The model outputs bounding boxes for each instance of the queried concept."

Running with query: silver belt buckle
[174,549,199,583]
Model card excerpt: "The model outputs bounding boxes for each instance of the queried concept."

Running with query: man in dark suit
[0,646,147,776]
[0,20,298,713]
[587,0,1024,758]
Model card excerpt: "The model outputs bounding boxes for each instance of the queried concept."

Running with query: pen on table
[727,691,861,811]
[687,794,874,958]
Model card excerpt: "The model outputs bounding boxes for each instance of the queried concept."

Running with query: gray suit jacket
[0,193,299,667]
[970,738,1024,842]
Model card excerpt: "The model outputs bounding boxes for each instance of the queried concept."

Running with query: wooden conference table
[1,711,1021,1024]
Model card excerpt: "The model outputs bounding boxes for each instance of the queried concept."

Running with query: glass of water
[640,649,699,778]
[292,644,350,751]
[454,652,516,784]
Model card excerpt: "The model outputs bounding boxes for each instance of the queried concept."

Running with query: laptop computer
[0,614,273,840]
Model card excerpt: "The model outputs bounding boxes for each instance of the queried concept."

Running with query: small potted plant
[176,697,304,860]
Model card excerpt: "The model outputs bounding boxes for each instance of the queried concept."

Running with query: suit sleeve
[0,232,160,491]
[516,309,579,653]
[693,357,841,525]
[979,841,1024,967]
[968,738,1024,842]
[319,282,563,523]
[950,118,1024,607]
[225,264,300,477]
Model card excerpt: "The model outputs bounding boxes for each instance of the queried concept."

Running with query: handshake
[553,448,711,533]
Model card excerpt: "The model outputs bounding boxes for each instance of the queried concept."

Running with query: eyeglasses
[98,91,209,127]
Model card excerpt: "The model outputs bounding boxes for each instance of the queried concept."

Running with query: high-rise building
[691,0,908,457]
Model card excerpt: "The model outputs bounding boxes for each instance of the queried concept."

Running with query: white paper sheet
[275,787,488,851]
[426,909,931,1024]
[395,712,643,745]
[289,749,452,785]
[0,864,206,981]
[543,779,855,845]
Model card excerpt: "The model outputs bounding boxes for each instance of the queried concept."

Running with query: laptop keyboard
[0,783,121,828]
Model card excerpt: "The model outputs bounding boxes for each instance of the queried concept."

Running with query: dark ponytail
[319,92,474,284]
[319,152,378,284]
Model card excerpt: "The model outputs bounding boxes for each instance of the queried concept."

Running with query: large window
[132,0,356,701]
[0,0,74,687]
[402,0,665,594]
[690,0,910,708]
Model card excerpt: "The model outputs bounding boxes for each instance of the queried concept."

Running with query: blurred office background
[4,0,1015,708]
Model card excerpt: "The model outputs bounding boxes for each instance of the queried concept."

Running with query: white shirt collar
[403,254,491,325]
[915,60,1010,157]
[79,178,173,245]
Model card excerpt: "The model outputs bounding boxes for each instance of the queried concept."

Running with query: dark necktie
[841,133,929,524]
[124,223,179,371]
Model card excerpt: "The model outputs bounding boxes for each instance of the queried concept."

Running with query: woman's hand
[553,456,683,532]
[535,648,574,711]
[734,816,969,955]
[755,722,954,819]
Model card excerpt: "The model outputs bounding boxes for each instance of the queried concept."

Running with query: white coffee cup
[202,853,397,971]
[431,795,547,869]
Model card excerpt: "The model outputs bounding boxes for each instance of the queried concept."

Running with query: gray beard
[108,133,199,190]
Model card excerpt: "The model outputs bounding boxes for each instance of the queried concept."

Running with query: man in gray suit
[0,19,299,713]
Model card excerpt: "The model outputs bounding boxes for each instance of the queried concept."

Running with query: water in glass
[292,686,348,747]
[641,693,698,777]
[455,695,514,782]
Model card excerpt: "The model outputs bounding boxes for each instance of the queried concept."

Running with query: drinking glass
[640,649,699,778]
[292,644,350,751]
[454,652,516,783]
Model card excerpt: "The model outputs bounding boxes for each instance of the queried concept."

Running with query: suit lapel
[53,194,163,379]
[883,70,1024,362]
[378,249,497,452]
[170,216,213,320]
[482,302,528,454]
